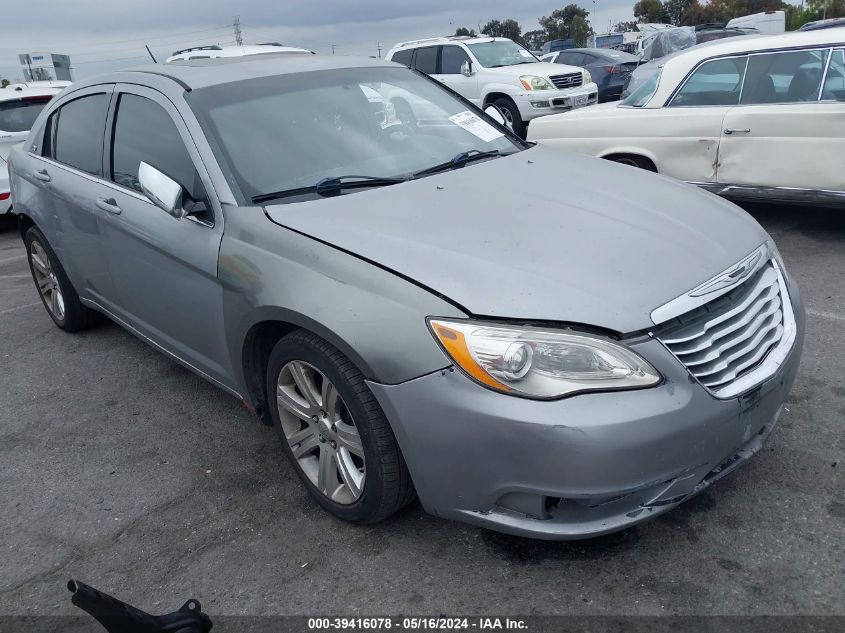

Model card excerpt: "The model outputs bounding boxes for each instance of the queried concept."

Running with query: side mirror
[484,105,512,131]
[460,60,474,77]
[139,161,184,217]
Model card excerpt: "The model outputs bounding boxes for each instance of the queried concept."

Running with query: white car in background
[165,43,313,63]
[386,36,598,138]
[1,85,66,213]
[529,29,845,207]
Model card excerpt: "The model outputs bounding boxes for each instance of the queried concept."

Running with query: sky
[0,0,643,81]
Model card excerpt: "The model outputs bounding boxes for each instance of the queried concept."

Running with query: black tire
[24,226,98,332]
[266,329,415,524]
[492,97,526,139]
[608,155,657,172]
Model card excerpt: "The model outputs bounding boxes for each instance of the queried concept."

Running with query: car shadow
[740,203,845,242]
[0,214,18,233]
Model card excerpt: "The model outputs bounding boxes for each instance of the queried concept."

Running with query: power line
[62,35,233,59]
[71,55,151,66]
[233,16,243,46]
[0,25,231,54]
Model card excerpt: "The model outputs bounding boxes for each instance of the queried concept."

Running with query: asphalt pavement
[0,204,842,617]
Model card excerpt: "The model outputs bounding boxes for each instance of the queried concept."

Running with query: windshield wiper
[252,175,407,204]
[411,150,505,178]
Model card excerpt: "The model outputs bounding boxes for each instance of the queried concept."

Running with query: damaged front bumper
[368,309,804,540]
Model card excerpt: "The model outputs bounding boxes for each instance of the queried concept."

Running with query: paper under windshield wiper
[411,150,505,178]
[252,175,407,204]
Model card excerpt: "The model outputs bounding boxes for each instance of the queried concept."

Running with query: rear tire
[266,329,415,524]
[492,97,526,139]
[24,226,98,332]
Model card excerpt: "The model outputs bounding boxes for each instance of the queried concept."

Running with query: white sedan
[1,84,66,213]
[528,29,845,207]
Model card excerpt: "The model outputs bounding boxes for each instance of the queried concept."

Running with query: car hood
[264,145,767,333]
[487,61,583,79]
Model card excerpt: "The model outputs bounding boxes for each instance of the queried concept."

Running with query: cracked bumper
[368,305,803,540]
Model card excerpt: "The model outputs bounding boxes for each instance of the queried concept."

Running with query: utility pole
[233,15,243,46]
[376,42,383,58]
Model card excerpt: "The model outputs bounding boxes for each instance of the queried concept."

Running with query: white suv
[386,36,598,137]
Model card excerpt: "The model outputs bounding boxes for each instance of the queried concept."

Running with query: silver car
[8,55,804,539]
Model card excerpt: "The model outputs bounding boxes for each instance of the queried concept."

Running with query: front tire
[25,226,97,332]
[266,330,415,523]
[609,155,657,172]
[492,97,527,139]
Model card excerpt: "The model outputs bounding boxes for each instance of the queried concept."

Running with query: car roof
[0,86,64,102]
[166,44,313,61]
[801,19,845,31]
[68,54,399,92]
[389,36,507,51]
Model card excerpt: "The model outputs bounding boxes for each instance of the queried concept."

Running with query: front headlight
[583,70,592,84]
[519,75,555,90]
[429,319,661,399]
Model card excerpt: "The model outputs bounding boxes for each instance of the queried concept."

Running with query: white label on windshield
[518,49,534,58]
[448,110,504,142]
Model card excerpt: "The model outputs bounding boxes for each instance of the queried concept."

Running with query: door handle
[34,169,51,182]
[95,197,122,215]
[724,128,751,135]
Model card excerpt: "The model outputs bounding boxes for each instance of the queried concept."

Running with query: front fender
[219,208,465,404]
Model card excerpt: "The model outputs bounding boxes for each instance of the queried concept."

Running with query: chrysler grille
[549,72,583,89]
[656,262,786,394]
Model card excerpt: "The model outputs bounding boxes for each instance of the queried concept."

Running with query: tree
[454,27,477,37]
[633,0,669,22]
[613,19,641,31]
[0,78,9,88]
[664,0,696,24]
[481,18,523,43]
[538,5,591,41]
[569,15,592,46]
[522,29,547,50]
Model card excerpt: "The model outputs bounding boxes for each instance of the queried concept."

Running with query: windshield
[467,41,538,68]
[621,68,661,106]
[187,66,521,203]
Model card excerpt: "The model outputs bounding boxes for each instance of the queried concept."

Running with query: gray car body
[9,55,804,539]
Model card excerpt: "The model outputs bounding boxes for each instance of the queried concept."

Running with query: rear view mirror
[461,60,474,77]
[139,162,183,217]
[484,105,512,131]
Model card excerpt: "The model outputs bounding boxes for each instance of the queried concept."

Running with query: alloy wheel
[29,241,65,321]
[276,360,365,504]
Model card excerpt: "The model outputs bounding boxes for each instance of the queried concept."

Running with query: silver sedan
[8,54,803,539]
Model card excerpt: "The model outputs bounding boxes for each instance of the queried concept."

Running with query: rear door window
[391,49,413,67]
[49,93,110,175]
[0,96,53,132]
[440,46,471,74]
[822,49,845,101]
[669,57,747,106]
[741,48,829,104]
[413,47,439,74]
